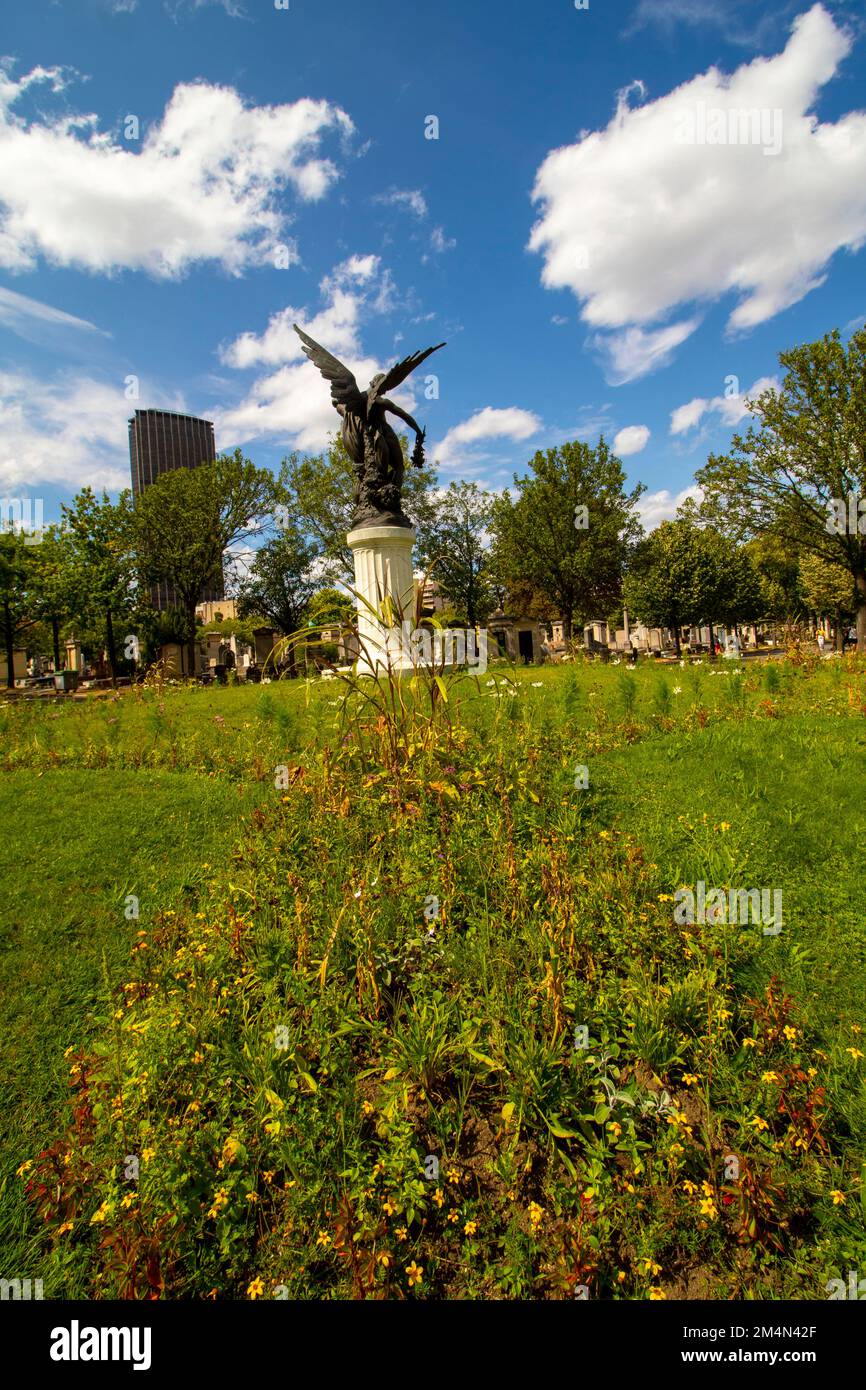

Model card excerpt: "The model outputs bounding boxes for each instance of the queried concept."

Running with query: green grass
[0,769,266,1291]
[2,654,865,1300]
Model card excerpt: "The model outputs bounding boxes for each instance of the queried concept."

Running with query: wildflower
[648,1287,667,1300]
[120,1193,137,1210]
[641,1258,662,1276]
[372,1162,385,1178]
[447,1210,459,1223]
[699,1198,718,1220]
[681,1180,698,1195]
[673,686,682,695]
[742,1038,757,1049]
[830,1190,847,1206]
[719,822,730,832]
[761,1071,781,1084]
[750,1116,769,1132]
[247,1278,264,1299]
[15,1160,33,1178]
[406,1261,423,1286]
[608,1121,622,1139]
[263,1170,275,1184]
[316,1231,332,1248]
[432,1188,445,1208]
[245,1192,259,1204]
[464,1220,478,1236]
[446,1167,461,1185]
[845,1048,864,1061]
[58,1221,74,1236]
[141,1147,155,1163]
[90,1201,111,1224]
[382,1199,396,1216]
[361,1100,375,1116]
[783,1025,798,1042]
[396,1226,408,1240]
[377,1252,392,1267]
[528,1201,544,1229]
[682,1073,700,1086]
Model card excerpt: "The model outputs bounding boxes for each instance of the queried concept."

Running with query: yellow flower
[682,1073,700,1086]
[432,1188,445,1208]
[120,1193,137,1210]
[222,1137,242,1164]
[58,1220,74,1236]
[377,1251,392,1267]
[845,1048,864,1060]
[750,1116,769,1131]
[361,1100,375,1115]
[699,1198,718,1220]
[528,1201,544,1229]
[405,1261,423,1287]
[761,1071,781,1084]
[263,1170,275,1184]
[608,1121,622,1139]
[315,1231,332,1247]
[641,1258,662,1276]
[742,1037,757,1048]
[783,1025,798,1042]
[617,1271,627,1284]
[648,1286,667,1300]
[464,1220,478,1236]
[719,822,730,832]
[247,1278,264,1299]
[446,1167,461,1185]
[15,1160,33,1178]
[90,1201,111,1224]
[447,1210,459,1223]
[681,1180,698,1195]
[382,1199,396,1216]
[245,1191,259,1204]
[396,1226,408,1240]
[830,1190,846,1206]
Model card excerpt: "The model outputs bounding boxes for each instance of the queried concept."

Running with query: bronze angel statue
[294,324,445,530]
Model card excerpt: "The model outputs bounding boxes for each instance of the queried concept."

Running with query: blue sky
[1,0,865,532]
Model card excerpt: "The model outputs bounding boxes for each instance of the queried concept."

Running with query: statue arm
[381,399,423,436]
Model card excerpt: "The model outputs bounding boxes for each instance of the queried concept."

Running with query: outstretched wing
[294,324,363,409]
[369,342,446,403]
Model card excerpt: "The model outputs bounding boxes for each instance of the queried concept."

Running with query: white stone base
[347,524,416,677]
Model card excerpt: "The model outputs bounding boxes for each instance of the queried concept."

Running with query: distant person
[816,627,826,654]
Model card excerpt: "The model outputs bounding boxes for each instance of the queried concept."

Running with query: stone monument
[294,324,445,675]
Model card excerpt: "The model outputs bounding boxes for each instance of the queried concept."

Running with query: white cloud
[375,188,428,218]
[637,485,702,530]
[613,424,650,456]
[433,407,542,471]
[529,5,866,378]
[599,321,701,384]
[0,371,180,490]
[670,375,779,433]
[428,225,456,255]
[0,63,353,276]
[0,286,106,337]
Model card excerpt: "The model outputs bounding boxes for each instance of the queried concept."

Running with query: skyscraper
[128,409,224,609]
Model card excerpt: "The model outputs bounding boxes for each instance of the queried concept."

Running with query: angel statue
[294,324,445,530]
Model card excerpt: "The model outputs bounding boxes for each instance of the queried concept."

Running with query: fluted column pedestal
[347,524,416,677]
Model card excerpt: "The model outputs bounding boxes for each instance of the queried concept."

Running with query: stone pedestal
[347,524,416,676]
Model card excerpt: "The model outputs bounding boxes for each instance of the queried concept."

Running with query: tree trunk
[561,612,572,643]
[856,571,866,653]
[834,608,843,653]
[51,615,61,671]
[673,626,681,658]
[3,598,15,688]
[186,602,197,681]
[105,607,117,688]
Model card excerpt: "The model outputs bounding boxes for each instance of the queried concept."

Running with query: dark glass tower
[128,409,224,610]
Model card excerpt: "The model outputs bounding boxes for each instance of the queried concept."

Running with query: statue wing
[294,324,364,409]
[369,342,446,403]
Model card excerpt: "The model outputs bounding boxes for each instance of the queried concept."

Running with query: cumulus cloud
[0,371,180,490]
[0,63,353,276]
[215,254,426,450]
[529,5,866,379]
[670,375,779,433]
[637,485,703,531]
[432,407,542,471]
[613,424,650,456]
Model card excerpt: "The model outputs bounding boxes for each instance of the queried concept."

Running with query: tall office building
[128,409,224,610]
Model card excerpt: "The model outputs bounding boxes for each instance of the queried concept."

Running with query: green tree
[236,524,320,675]
[696,327,866,648]
[417,481,495,626]
[62,489,137,685]
[27,525,76,670]
[491,438,644,642]
[134,450,275,675]
[799,553,855,651]
[0,530,32,687]
[624,519,731,658]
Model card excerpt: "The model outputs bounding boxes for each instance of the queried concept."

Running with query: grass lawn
[0,768,266,1292]
[2,656,865,1299]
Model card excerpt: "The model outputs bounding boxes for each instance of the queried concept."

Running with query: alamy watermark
[674,103,783,157]
[389,621,488,674]
[1,496,45,544]
[825,494,866,536]
[674,882,783,936]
